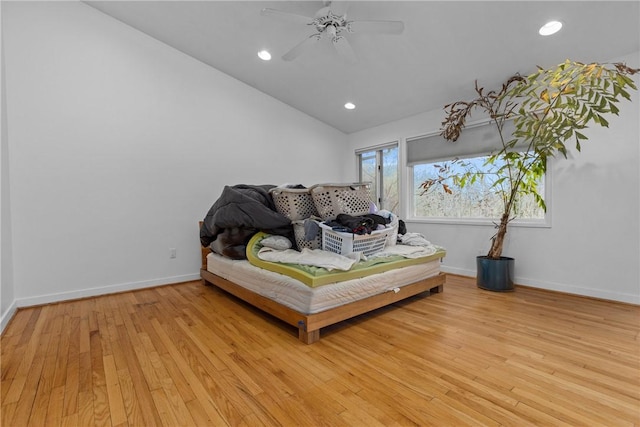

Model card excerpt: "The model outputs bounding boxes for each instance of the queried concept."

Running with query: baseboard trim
[4,266,637,333]
[441,266,639,305]
[13,273,201,310]
[0,300,18,334]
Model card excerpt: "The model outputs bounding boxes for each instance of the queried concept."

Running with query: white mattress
[206,253,441,314]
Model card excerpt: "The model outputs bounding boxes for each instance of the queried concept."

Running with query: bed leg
[430,284,444,294]
[299,328,320,344]
[297,321,319,344]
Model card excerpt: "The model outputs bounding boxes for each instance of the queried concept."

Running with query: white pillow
[260,235,292,250]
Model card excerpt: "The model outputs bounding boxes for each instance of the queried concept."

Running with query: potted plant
[420,60,639,291]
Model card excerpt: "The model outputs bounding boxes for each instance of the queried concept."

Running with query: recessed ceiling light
[344,102,356,110]
[257,50,271,61]
[539,20,563,36]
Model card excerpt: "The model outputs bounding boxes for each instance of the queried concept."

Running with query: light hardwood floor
[1,275,639,426]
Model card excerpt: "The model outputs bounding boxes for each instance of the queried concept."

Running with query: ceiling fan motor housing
[312,12,352,40]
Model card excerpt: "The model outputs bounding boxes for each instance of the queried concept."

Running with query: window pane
[359,151,377,203]
[412,154,545,219]
[357,144,399,215]
[381,147,398,213]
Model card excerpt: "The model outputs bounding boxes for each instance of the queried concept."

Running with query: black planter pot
[476,256,515,291]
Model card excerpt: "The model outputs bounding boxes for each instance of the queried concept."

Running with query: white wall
[1,1,347,322]
[347,51,640,304]
[1,2,17,331]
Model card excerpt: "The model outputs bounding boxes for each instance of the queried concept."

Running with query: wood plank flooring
[1,275,639,426]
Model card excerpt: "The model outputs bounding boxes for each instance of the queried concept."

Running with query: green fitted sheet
[246,232,446,288]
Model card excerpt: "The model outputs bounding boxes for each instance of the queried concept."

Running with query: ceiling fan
[261,1,405,63]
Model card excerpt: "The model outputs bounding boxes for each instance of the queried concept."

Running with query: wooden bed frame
[199,230,446,344]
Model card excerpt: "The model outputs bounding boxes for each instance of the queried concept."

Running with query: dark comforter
[200,184,293,259]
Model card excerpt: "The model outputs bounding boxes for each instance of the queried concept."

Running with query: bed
[199,226,446,344]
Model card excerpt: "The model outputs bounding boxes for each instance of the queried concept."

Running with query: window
[357,143,399,214]
[412,154,545,220]
[407,120,549,225]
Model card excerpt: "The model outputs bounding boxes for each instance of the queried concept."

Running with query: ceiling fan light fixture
[539,20,563,36]
[326,24,337,39]
[257,50,272,61]
[344,102,356,110]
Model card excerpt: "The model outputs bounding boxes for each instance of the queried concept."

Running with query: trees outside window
[412,154,545,220]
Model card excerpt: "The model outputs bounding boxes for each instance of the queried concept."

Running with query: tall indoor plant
[421,60,639,290]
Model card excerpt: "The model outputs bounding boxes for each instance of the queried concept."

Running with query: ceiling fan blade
[282,35,320,61]
[349,20,405,34]
[261,8,313,25]
[328,1,350,17]
[314,6,331,18]
[333,36,357,64]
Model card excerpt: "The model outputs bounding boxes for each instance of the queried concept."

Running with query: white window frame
[356,141,399,213]
[405,124,552,229]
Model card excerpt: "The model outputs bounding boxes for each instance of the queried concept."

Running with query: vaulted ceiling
[86,1,640,133]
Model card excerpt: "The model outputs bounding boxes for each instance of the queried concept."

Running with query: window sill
[405,217,551,228]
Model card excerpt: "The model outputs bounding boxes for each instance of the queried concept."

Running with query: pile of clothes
[200,184,294,259]
[200,184,414,260]
[323,213,390,235]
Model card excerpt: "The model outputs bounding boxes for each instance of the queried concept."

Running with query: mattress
[207,252,442,314]
[246,232,446,288]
